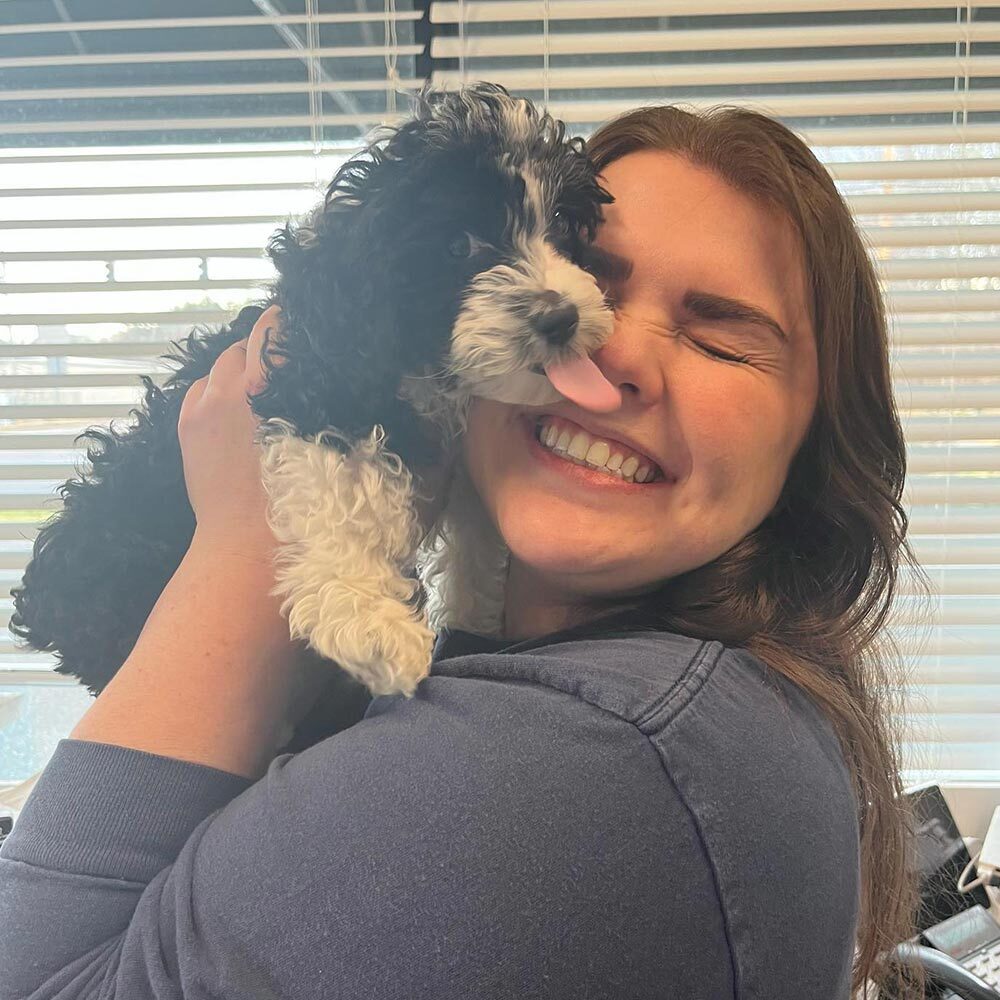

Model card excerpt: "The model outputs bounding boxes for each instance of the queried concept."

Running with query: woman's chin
[500,516,658,596]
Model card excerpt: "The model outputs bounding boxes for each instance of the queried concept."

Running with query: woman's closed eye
[684,333,752,365]
[598,287,756,366]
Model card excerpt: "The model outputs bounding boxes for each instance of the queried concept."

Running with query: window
[1,1,996,786]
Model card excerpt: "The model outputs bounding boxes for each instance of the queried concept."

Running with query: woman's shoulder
[428,626,860,906]
[430,627,848,770]
[431,625,711,712]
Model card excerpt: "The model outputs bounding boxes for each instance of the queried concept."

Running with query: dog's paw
[289,583,435,698]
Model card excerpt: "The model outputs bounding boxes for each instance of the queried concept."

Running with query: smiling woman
[0,100,931,1000]
[462,106,931,1000]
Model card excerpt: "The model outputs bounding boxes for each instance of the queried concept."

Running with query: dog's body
[9,83,616,750]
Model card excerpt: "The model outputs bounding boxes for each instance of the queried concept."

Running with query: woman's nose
[590,313,668,408]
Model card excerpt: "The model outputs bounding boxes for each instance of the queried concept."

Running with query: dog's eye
[448,233,473,258]
[550,212,575,244]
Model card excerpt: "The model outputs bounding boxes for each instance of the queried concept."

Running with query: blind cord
[384,0,399,118]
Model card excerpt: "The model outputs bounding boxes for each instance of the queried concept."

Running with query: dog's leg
[257,419,435,699]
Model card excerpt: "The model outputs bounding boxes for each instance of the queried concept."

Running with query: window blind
[1,1,997,784]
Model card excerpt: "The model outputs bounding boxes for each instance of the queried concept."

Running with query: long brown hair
[575,105,934,999]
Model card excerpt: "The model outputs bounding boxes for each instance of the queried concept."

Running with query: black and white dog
[9,83,619,746]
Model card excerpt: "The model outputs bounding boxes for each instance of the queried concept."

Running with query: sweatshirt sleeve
[0,676,738,1000]
[0,739,254,1000]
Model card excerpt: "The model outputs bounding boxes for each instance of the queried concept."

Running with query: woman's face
[463,150,819,622]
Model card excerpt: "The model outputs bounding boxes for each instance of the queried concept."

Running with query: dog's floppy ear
[244,212,391,441]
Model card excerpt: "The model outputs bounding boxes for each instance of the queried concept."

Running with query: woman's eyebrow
[577,244,634,283]
[578,245,790,343]
[683,290,789,344]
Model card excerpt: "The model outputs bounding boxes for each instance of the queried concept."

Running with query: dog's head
[259,83,616,438]
[398,83,618,410]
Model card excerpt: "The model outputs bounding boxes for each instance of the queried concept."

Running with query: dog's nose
[531,292,579,346]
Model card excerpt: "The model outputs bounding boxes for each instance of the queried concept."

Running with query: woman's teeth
[534,418,663,484]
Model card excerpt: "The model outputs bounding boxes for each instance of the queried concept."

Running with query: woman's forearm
[69,531,307,780]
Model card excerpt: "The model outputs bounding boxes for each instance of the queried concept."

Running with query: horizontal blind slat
[909,538,1000,564]
[430,0,1000,22]
[0,10,422,34]
[0,147,363,166]
[0,182,320,198]
[906,450,1000,476]
[0,404,137,419]
[892,598,1000,628]
[0,216,283,230]
[903,417,1000,442]
[896,386,1000,410]
[0,44,423,71]
[0,669,72,684]
[0,279,264,293]
[0,80,424,105]
[0,500,56,516]
[2,249,265,261]
[801,124,1000,146]
[881,260,1000,282]
[0,435,98,450]
[900,716,1000,744]
[0,111,413,137]
[900,568,1000,596]
[0,374,166,389]
[904,696,1000,723]
[906,515,1000,536]
[891,324,1000,348]
[430,21,1000,57]
[893,629,1000,657]
[905,479,1000,505]
[0,466,79,481]
[433,55,1000,91]
[0,317,229,333]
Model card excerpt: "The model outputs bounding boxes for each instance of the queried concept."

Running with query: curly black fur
[9,82,612,752]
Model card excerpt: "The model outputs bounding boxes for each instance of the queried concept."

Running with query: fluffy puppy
[9,83,616,747]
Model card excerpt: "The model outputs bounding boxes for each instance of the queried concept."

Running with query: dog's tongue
[544,354,621,412]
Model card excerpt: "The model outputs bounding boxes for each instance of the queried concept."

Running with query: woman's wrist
[70,527,306,780]
[188,521,278,571]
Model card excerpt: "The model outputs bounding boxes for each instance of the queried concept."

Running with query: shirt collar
[431,624,643,663]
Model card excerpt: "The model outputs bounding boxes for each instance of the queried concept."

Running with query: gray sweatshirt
[0,628,860,999]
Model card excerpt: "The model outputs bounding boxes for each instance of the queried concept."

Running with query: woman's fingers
[203,338,250,397]
[245,305,284,393]
[184,305,283,416]
[177,374,209,439]
[180,372,207,409]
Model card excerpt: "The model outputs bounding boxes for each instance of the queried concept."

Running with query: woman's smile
[518,412,676,494]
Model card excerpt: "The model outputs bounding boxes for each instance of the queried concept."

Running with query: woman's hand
[178,304,284,563]
[178,301,456,555]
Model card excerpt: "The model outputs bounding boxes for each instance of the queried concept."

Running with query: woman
[0,105,927,1000]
